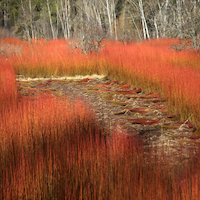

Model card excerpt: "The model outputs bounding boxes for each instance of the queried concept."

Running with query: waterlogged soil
[16,76,200,167]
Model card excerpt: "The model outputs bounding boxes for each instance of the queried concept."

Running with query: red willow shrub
[9,38,105,77]
[2,37,200,127]
[1,38,200,199]
[0,60,17,104]
[0,94,105,199]
[1,96,200,200]
[100,39,200,128]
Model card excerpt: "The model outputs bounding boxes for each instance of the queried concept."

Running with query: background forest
[0,0,200,42]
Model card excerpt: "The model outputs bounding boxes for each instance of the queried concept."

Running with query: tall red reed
[8,38,105,77]
[1,40,200,198]
[100,39,200,128]
[0,93,105,199]
[2,37,200,127]
[0,60,17,105]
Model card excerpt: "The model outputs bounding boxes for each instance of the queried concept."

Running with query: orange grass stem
[1,37,200,128]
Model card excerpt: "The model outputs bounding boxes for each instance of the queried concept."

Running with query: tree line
[0,0,200,42]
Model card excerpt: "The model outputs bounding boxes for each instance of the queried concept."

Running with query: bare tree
[68,20,106,54]
[29,0,34,39]
[20,0,31,42]
[47,0,56,39]
[176,0,183,38]
[100,0,118,39]
[138,0,150,40]
[56,0,71,39]
[127,9,142,40]
[126,0,150,40]
[106,0,113,37]
[171,0,200,51]
[159,0,169,38]
[3,0,8,29]
[3,0,200,44]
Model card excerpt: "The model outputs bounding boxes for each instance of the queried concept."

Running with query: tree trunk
[112,0,118,40]
[64,0,70,38]
[138,0,150,40]
[154,16,159,39]
[21,0,31,42]
[56,4,67,39]
[177,0,183,38]
[163,0,169,38]
[128,10,142,40]
[92,4,102,27]
[106,0,113,37]
[3,0,8,29]
[29,0,35,39]
[47,0,56,39]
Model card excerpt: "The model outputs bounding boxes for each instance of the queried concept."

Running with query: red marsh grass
[102,39,200,128]
[2,37,200,127]
[1,60,200,199]
[1,93,200,199]
[0,60,17,106]
[7,38,105,77]
[0,93,105,199]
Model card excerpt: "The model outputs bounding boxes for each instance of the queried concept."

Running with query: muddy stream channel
[16,75,200,169]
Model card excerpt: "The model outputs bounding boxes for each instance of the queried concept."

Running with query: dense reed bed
[102,39,200,129]
[0,73,105,199]
[2,37,200,128]
[6,38,105,77]
[1,57,200,199]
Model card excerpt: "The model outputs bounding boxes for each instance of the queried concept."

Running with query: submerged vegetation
[1,37,200,199]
